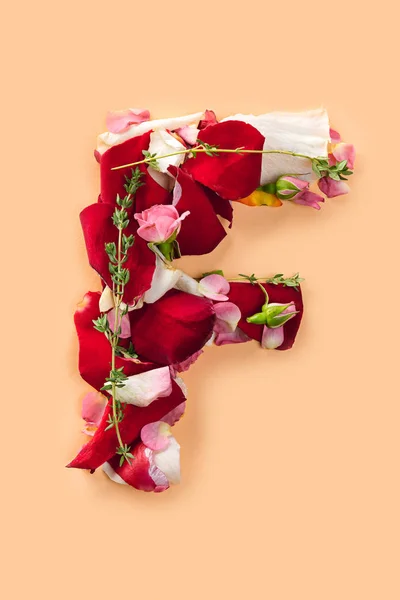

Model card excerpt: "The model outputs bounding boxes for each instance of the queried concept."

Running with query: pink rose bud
[134,205,190,244]
[275,176,309,200]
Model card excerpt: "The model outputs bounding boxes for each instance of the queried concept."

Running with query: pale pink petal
[330,128,341,144]
[141,421,172,451]
[170,350,204,376]
[176,125,199,146]
[107,308,131,338]
[81,391,108,436]
[198,274,230,301]
[162,401,186,426]
[143,256,182,304]
[261,325,284,349]
[106,108,150,133]
[214,327,251,346]
[115,366,172,407]
[214,301,241,333]
[332,143,356,170]
[81,391,107,426]
[318,177,350,198]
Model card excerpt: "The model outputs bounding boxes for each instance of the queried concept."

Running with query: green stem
[110,224,125,452]
[111,146,318,171]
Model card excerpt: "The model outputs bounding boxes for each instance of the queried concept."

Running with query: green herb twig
[93,168,143,466]
[236,273,304,291]
[111,142,324,172]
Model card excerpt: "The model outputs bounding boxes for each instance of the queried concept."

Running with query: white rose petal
[222,108,330,184]
[97,111,204,154]
[115,366,172,407]
[143,256,182,304]
[147,130,187,173]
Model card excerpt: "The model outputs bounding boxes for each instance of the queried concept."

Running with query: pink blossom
[106,108,150,133]
[134,205,190,244]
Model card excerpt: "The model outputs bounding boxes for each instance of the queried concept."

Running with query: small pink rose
[134,205,190,244]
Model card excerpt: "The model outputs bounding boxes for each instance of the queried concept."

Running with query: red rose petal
[80,203,156,303]
[169,167,227,255]
[74,291,156,392]
[130,289,215,365]
[183,120,264,200]
[99,132,151,205]
[108,441,156,492]
[227,282,303,350]
[67,378,185,470]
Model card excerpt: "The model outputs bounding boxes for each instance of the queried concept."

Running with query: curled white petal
[143,256,182,304]
[102,462,127,485]
[154,437,181,485]
[115,367,172,407]
[147,130,187,173]
[174,272,203,296]
[99,286,114,312]
[97,111,204,154]
[223,108,330,184]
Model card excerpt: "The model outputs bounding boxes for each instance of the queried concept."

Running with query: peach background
[2,0,400,598]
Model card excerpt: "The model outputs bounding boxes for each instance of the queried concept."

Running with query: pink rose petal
[176,125,199,146]
[107,308,131,338]
[329,128,341,144]
[318,177,350,198]
[214,327,251,346]
[162,401,186,426]
[261,325,284,349]
[106,108,150,134]
[214,301,241,333]
[332,143,356,170]
[170,350,204,376]
[141,421,172,451]
[293,190,325,210]
[198,274,230,301]
[81,391,108,436]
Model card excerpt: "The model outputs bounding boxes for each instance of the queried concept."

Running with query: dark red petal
[74,291,156,391]
[169,167,227,255]
[227,282,304,350]
[109,441,156,492]
[205,187,233,228]
[100,132,151,205]
[134,170,172,212]
[80,203,156,303]
[67,378,185,470]
[130,289,215,365]
[182,121,264,200]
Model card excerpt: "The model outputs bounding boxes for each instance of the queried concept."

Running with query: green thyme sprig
[92,168,143,466]
[237,272,304,291]
[312,157,353,181]
[111,146,325,172]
